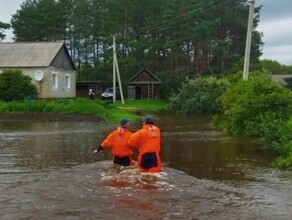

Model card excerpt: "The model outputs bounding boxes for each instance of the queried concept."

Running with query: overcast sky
[1,0,292,65]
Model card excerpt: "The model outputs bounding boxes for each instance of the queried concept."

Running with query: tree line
[5,0,263,85]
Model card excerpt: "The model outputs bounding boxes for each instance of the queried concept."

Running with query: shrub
[273,152,292,169]
[212,71,292,168]
[168,76,230,115]
[0,69,38,101]
[213,71,292,138]
[270,118,292,155]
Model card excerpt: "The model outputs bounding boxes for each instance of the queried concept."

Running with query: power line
[257,0,292,20]
[135,0,234,33]
[138,2,205,32]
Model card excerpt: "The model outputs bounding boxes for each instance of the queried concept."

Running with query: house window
[52,72,58,89]
[64,74,70,89]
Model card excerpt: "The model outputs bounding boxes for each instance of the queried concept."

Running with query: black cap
[120,118,129,126]
[143,116,154,124]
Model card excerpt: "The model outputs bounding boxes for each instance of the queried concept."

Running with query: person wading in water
[128,116,162,173]
[93,118,133,166]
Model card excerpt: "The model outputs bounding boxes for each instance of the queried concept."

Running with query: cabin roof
[128,68,161,84]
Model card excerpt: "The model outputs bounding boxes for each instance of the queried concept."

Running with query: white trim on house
[52,72,59,90]
[64,74,71,89]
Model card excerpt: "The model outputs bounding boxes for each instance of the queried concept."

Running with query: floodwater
[0,115,291,220]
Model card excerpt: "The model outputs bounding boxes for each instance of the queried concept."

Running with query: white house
[0,42,76,99]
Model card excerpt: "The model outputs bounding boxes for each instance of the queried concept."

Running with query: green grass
[98,99,168,123]
[0,98,168,124]
[115,99,168,111]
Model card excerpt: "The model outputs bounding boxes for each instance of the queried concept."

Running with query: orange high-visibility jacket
[128,124,161,172]
[101,127,133,157]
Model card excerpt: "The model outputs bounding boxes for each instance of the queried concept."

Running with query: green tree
[260,59,292,74]
[10,0,264,84]
[0,69,38,101]
[11,0,65,41]
[0,21,10,40]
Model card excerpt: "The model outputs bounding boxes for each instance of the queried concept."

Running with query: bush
[270,118,292,155]
[168,76,230,115]
[0,69,38,101]
[212,71,292,168]
[273,152,292,169]
[212,71,292,138]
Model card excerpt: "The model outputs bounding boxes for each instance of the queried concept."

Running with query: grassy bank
[0,98,168,123]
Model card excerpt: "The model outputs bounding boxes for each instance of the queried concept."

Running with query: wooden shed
[0,42,76,99]
[127,68,161,99]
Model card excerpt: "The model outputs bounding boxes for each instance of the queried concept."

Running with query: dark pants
[140,152,157,168]
[89,94,94,100]
[113,156,131,166]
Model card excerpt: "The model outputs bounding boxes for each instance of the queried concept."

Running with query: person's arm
[128,130,142,148]
[93,145,104,154]
[93,130,115,155]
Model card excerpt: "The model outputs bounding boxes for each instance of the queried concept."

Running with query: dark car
[101,87,121,100]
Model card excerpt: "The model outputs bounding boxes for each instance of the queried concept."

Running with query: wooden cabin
[127,68,161,99]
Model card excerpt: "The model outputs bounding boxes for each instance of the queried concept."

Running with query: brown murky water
[0,115,291,219]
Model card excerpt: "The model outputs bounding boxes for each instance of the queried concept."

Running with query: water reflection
[158,114,275,181]
[0,116,291,219]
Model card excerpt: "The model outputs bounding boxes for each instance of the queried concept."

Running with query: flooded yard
[0,115,291,219]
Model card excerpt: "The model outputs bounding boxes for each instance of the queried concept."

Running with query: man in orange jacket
[93,118,133,166]
[128,116,162,173]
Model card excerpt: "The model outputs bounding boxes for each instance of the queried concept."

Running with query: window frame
[52,72,58,89]
[64,74,71,89]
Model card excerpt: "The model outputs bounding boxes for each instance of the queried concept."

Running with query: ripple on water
[0,161,291,220]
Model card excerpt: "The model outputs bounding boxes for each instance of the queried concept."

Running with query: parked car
[101,87,121,100]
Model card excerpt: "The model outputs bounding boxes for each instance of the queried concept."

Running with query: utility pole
[113,35,116,101]
[243,0,255,81]
[112,35,125,104]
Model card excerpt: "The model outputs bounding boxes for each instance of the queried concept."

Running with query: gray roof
[0,42,65,68]
[128,68,161,84]
[271,74,292,86]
